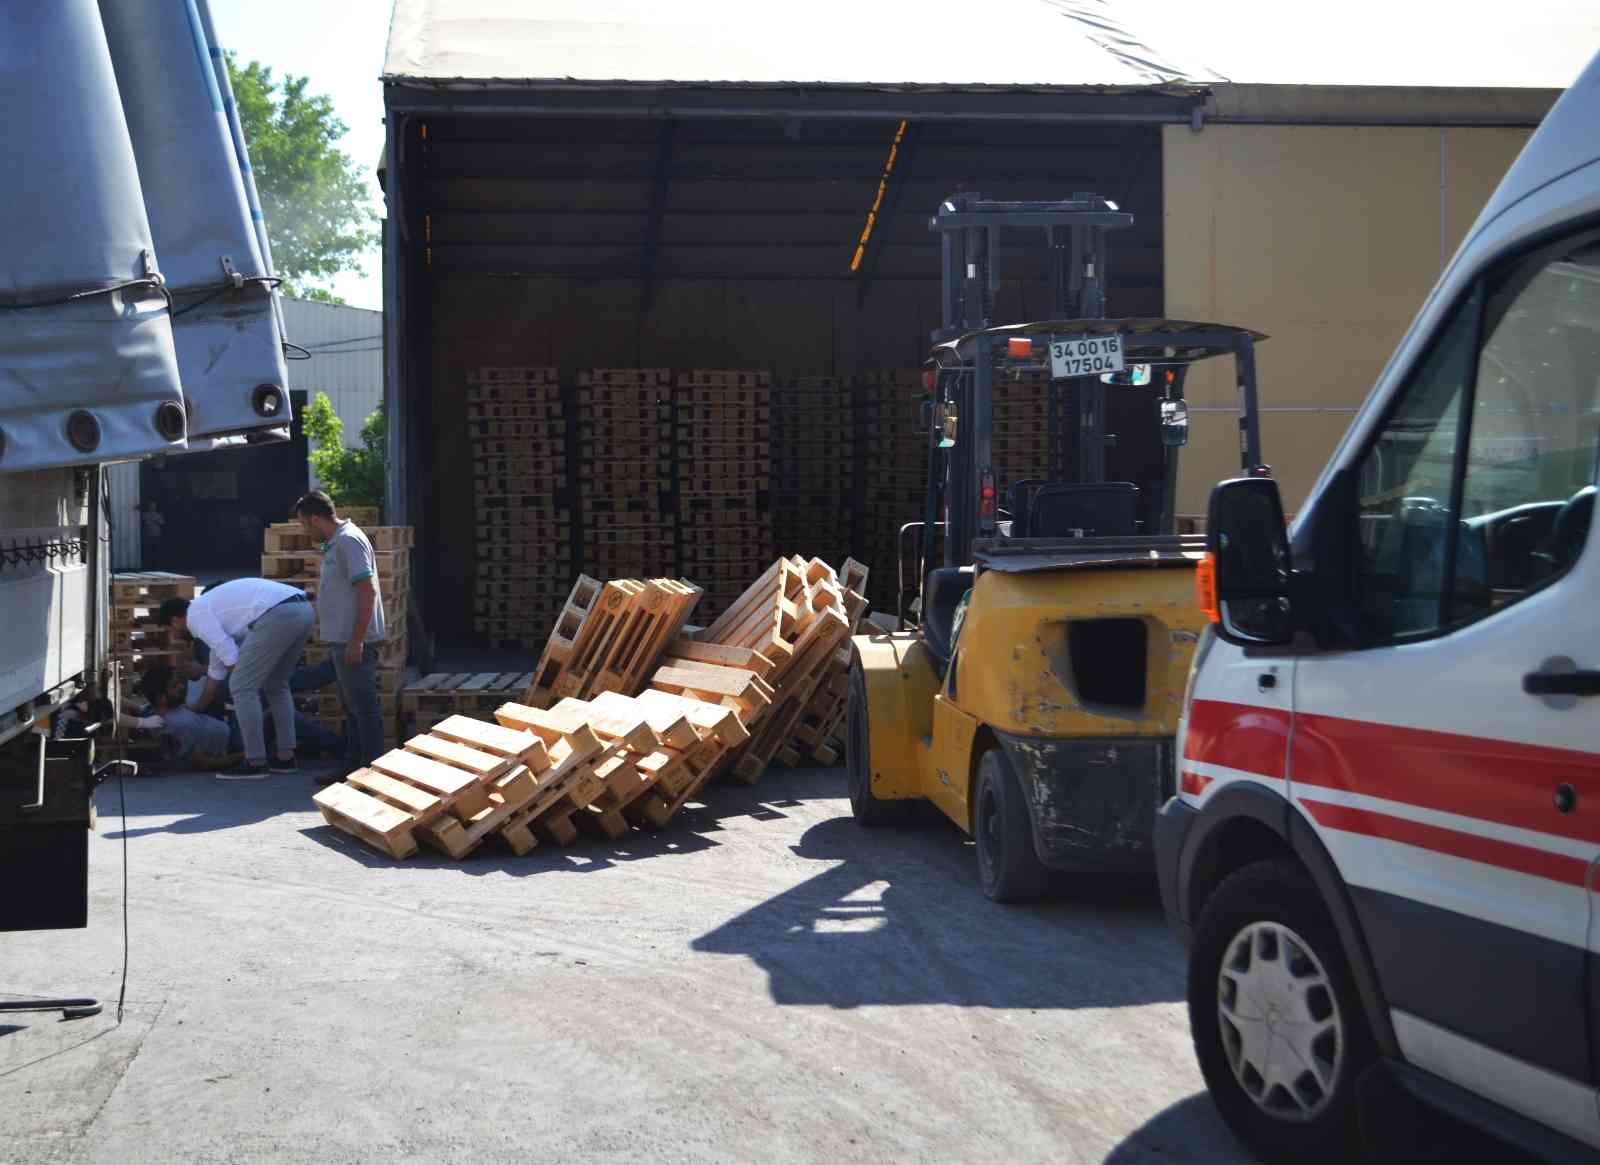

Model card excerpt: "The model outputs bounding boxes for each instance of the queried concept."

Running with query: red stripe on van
[1180,770,1213,796]
[1292,712,1600,846]
[1184,699,1290,781]
[1298,800,1592,888]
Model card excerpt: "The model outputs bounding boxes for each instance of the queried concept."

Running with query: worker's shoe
[217,761,271,781]
[269,755,300,774]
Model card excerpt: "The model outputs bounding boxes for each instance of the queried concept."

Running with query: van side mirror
[1207,477,1294,646]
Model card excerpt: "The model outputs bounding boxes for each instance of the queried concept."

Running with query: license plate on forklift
[1049,334,1125,378]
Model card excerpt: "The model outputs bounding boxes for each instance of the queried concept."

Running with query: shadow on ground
[1107,1082,1552,1164]
[689,777,1183,1010]
[100,764,342,840]
[1105,1093,1243,1163]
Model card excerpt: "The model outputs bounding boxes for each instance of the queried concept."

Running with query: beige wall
[1164,123,1530,516]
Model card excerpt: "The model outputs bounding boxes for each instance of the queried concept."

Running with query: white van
[1155,50,1600,1163]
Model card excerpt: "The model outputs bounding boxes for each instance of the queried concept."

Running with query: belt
[248,592,309,629]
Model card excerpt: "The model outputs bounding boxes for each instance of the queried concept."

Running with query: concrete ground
[0,764,1254,1163]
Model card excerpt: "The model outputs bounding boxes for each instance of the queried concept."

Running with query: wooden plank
[649,663,765,699]
[429,714,548,765]
[634,689,749,746]
[665,638,776,679]
[345,768,444,819]
[403,734,511,781]
[372,747,490,799]
[494,702,607,759]
[587,691,700,749]
[548,697,660,753]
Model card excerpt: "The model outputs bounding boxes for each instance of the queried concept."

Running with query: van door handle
[1523,671,1600,697]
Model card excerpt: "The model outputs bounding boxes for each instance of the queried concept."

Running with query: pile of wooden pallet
[468,366,572,649]
[110,572,195,682]
[991,368,1052,529]
[313,556,868,861]
[859,370,929,610]
[260,520,414,750]
[673,371,773,620]
[770,375,851,564]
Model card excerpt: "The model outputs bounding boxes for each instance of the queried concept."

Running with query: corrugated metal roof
[383,0,1219,89]
[384,0,1596,92]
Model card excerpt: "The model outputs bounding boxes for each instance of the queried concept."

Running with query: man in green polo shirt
[295,490,387,784]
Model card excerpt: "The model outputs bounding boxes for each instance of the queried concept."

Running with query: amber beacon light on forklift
[846,193,1268,901]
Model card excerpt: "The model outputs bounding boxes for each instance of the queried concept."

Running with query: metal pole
[1235,335,1263,471]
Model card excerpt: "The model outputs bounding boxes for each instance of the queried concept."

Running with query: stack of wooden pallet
[400,671,533,739]
[110,572,195,682]
[859,370,929,610]
[991,369,1052,525]
[576,369,674,584]
[770,375,851,563]
[468,366,571,649]
[260,520,413,750]
[672,371,773,620]
[313,556,870,861]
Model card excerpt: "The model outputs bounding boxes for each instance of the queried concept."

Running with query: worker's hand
[134,715,165,731]
[344,640,364,666]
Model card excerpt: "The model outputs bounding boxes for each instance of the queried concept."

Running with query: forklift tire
[974,748,1047,903]
[846,658,910,826]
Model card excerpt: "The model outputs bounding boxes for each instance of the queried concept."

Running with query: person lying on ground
[128,665,241,771]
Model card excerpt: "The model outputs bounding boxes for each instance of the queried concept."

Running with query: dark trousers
[331,643,385,770]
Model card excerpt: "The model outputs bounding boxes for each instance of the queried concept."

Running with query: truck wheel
[1188,859,1374,1164]
[846,659,908,826]
[973,748,1046,902]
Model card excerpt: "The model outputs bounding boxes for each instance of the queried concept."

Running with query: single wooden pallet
[313,714,549,860]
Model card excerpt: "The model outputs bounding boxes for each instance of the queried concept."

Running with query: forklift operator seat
[921,565,975,674]
[1009,478,1044,539]
[1027,482,1140,538]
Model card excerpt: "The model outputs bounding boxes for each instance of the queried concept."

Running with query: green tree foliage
[227,56,377,300]
[305,393,386,507]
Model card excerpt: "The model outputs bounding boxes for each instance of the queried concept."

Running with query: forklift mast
[927,193,1134,567]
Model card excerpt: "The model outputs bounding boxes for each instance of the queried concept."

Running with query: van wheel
[1189,859,1374,1164]
[846,659,908,826]
[973,748,1046,903]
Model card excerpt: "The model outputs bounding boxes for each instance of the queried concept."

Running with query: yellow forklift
[847,193,1268,901]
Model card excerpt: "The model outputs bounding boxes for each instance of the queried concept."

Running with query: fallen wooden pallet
[533,576,701,706]
[521,575,602,707]
[313,713,549,859]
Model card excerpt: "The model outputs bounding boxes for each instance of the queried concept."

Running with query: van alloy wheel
[1218,921,1344,1121]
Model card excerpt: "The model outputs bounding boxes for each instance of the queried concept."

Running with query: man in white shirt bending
[157,578,314,780]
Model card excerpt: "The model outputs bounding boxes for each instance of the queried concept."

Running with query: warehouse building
[380,0,1585,651]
